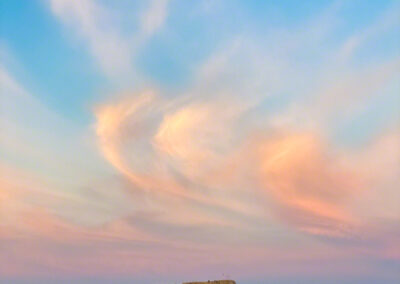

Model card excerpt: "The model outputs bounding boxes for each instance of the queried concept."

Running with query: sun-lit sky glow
[0,1,399,283]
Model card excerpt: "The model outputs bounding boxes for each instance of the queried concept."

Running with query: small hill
[183,280,236,284]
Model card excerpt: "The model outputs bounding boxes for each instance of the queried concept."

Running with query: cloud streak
[50,0,133,79]
[49,0,169,83]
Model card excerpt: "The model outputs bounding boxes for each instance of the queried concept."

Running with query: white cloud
[49,0,169,83]
[50,0,133,79]
[338,3,400,61]
[140,0,169,37]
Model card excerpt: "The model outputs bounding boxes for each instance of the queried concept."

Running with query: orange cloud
[255,132,361,238]
[93,88,399,255]
[93,93,258,220]
[94,92,157,189]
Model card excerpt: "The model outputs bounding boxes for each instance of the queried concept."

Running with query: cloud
[49,0,169,83]
[338,2,400,61]
[140,0,169,37]
[94,92,158,189]
[94,92,365,242]
[0,65,134,226]
[350,129,400,221]
[92,37,398,246]
[93,91,263,223]
[254,132,361,238]
[2,1,400,280]
[50,0,133,80]
[154,100,243,182]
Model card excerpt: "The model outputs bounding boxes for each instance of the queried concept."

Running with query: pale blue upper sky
[1,0,398,126]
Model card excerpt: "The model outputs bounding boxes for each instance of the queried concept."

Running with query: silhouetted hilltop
[183,280,236,284]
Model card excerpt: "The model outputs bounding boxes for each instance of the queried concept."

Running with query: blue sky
[0,0,399,283]
[1,0,397,121]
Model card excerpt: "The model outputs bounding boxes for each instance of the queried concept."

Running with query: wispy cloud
[254,132,361,238]
[49,0,169,83]
[50,0,133,80]
[140,0,169,37]
[89,1,399,248]
[1,0,399,281]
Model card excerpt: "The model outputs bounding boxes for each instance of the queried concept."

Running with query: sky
[0,0,399,283]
